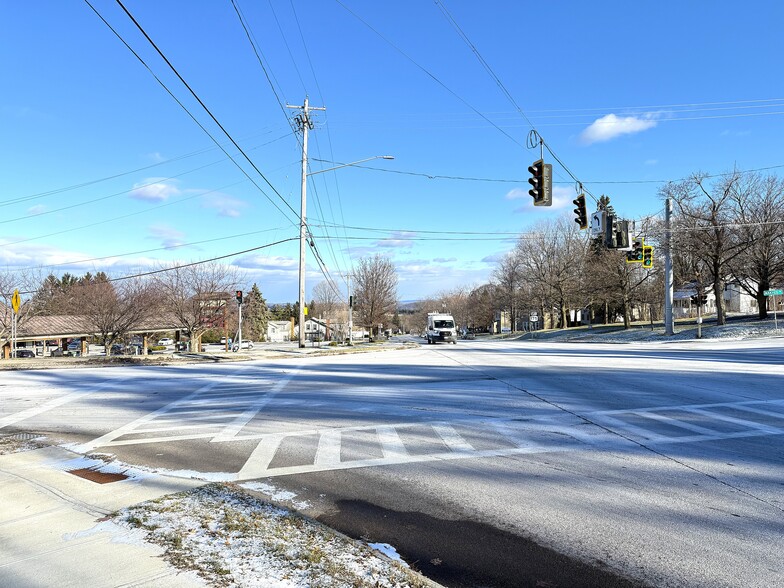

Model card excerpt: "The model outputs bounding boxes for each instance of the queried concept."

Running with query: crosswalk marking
[377,425,408,460]
[432,423,474,453]
[64,372,784,482]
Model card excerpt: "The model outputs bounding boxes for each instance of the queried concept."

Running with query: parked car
[232,340,254,351]
[157,338,175,346]
[110,344,126,355]
[16,349,35,358]
[67,341,81,351]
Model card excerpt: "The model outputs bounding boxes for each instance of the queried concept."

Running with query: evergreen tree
[245,283,270,341]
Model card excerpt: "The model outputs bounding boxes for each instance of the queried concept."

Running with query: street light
[297,155,394,348]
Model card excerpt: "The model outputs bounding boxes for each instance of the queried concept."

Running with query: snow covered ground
[515,315,784,344]
[115,483,436,588]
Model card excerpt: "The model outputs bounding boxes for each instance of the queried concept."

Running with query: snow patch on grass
[116,483,437,588]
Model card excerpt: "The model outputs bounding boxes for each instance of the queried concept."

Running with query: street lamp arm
[307,155,394,176]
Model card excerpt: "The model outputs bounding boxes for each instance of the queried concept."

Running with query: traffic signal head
[573,194,588,230]
[642,245,654,268]
[626,239,644,263]
[527,159,552,206]
[235,290,243,304]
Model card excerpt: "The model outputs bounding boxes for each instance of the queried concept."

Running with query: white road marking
[0,381,122,430]
[432,423,474,453]
[211,368,302,442]
[377,425,408,460]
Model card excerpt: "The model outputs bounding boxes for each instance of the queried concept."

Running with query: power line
[3,180,249,246]
[6,224,290,273]
[313,158,784,187]
[85,0,299,225]
[333,0,524,149]
[10,236,299,296]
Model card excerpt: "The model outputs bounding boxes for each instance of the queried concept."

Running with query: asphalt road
[1,337,783,587]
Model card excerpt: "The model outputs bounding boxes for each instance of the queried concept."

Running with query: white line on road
[211,367,302,442]
[0,381,123,431]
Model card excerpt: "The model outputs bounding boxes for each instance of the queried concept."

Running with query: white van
[426,312,457,344]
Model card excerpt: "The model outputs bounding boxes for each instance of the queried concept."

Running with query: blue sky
[2,1,783,302]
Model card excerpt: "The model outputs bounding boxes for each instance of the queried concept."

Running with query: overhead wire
[85,0,299,225]
[11,236,300,296]
[228,0,345,300]
[7,224,290,273]
[288,0,352,294]
[3,179,249,246]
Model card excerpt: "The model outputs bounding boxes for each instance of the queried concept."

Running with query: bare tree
[514,217,586,329]
[312,279,342,321]
[153,262,238,351]
[354,255,398,337]
[492,251,523,331]
[73,275,155,354]
[727,173,784,318]
[664,172,746,325]
[1,268,46,345]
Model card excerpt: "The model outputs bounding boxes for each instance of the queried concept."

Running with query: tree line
[402,171,784,333]
[4,171,781,347]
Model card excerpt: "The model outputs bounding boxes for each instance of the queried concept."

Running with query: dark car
[16,349,35,358]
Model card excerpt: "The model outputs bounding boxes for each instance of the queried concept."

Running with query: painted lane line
[211,367,302,442]
[0,381,123,430]
[235,433,287,480]
[103,433,216,447]
[684,406,782,434]
[376,426,408,460]
[432,423,474,453]
[73,364,258,452]
[587,413,671,443]
[314,429,342,466]
[631,411,720,435]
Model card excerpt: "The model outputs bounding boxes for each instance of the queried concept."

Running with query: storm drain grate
[67,467,129,484]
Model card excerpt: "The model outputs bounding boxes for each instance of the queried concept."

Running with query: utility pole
[287,97,325,348]
[348,273,353,346]
[664,197,674,336]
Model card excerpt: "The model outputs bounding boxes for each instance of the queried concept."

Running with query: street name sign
[763,289,783,296]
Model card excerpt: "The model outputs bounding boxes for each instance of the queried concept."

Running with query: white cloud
[147,224,186,249]
[27,204,47,215]
[512,185,572,213]
[234,255,297,271]
[505,187,528,200]
[130,178,181,202]
[644,159,658,166]
[202,194,247,218]
[579,113,657,145]
[375,231,416,249]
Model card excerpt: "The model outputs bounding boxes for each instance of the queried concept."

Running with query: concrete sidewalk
[0,445,206,588]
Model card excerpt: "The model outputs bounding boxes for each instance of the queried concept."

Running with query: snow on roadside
[115,483,438,588]
[520,317,784,344]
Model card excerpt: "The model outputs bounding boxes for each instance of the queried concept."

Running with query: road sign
[529,313,538,322]
[763,289,783,296]
[11,289,20,314]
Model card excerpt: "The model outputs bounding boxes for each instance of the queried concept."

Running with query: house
[266,320,293,343]
[723,280,759,314]
[673,279,758,318]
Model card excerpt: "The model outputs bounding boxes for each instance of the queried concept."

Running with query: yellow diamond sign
[11,289,20,314]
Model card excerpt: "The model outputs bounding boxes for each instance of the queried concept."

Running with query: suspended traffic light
[626,239,644,263]
[528,159,552,207]
[235,290,243,304]
[642,245,654,268]
[573,193,588,230]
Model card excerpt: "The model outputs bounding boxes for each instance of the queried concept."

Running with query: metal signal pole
[664,197,674,336]
[288,97,325,348]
